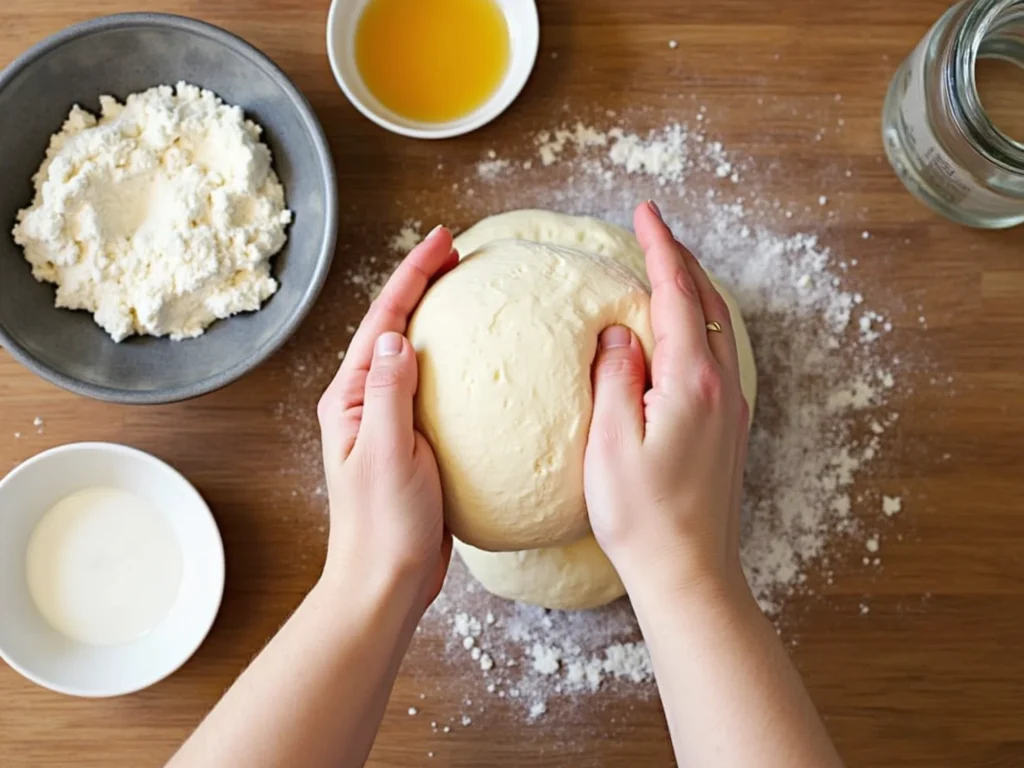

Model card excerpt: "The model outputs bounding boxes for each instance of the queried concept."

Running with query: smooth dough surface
[409,239,655,551]
[435,210,758,610]
[453,210,757,410]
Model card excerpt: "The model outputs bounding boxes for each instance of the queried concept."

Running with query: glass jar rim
[952,0,1024,170]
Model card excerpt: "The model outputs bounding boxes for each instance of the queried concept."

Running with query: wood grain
[2,1,1024,766]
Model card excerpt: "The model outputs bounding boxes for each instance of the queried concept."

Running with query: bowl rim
[0,441,226,698]
[325,0,540,140]
[0,12,339,405]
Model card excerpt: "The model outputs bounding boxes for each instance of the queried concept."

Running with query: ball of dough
[408,239,655,551]
[446,211,759,611]
[453,535,624,611]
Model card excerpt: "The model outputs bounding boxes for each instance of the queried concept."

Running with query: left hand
[317,225,459,608]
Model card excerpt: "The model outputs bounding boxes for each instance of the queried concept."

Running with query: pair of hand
[316,202,750,611]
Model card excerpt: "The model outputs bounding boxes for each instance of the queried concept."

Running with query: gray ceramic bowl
[0,13,337,404]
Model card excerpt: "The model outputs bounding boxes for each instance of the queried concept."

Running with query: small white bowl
[0,443,224,697]
[326,0,539,139]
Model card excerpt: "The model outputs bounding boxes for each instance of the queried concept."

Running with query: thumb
[358,331,417,457]
[588,326,646,453]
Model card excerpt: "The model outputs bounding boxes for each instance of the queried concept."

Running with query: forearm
[627,569,843,768]
[168,568,423,768]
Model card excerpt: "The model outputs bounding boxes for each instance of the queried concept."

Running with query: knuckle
[364,364,405,395]
[368,434,405,465]
[590,423,629,454]
[674,269,700,302]
[353,429,403,471]
[341,406,363,435]
[597,353,644,384]
[317,392,338,425]
[691,361,724,405]
[340,372,368,407]
[369,291,402,321]
[643,387,670,412]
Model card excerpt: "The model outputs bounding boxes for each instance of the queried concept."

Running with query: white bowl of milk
[0,443,224,696]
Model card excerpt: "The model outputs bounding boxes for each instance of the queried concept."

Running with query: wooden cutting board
[2,1,1023,766]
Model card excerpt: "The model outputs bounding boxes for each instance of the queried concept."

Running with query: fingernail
[599,326,631,349]
[426,224,446,241]
[375,332,403,357]
[647,200,663,220]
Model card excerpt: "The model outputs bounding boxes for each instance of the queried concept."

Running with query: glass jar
[882,0,1024,229]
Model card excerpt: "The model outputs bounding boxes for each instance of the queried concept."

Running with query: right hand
[583,201,751,598]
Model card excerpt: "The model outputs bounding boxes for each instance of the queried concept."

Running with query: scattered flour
[342,252,401,304]
[389,220,424,253]
[533,121,740,187]
[535,123,610,166]
[477,158,511,181]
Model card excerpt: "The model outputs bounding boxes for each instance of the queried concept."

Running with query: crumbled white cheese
[13,82,291,342]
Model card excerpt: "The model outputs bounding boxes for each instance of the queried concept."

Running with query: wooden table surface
[3,1,1024,766]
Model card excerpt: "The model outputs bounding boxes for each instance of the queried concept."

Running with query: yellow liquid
[355,0,510,123]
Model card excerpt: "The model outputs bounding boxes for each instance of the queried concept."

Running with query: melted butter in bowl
[0,443,223,697]
[328,0,539,139]
[355,0,511,123]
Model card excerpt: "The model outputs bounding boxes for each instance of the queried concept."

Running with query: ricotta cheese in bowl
[0,12,338,403]
[12,81,292,342]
